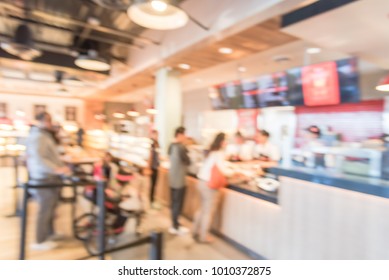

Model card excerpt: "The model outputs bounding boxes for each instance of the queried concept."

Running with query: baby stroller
[73,161,145,255]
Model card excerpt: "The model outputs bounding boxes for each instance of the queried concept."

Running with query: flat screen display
[209,57,360,110]
[209,81,245,110]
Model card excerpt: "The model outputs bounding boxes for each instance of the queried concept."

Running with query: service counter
[155,166,389,259]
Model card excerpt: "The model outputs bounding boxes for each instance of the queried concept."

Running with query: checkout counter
[155,144,389,260]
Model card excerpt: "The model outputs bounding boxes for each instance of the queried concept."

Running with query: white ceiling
[111,38,388,104]
[100,0,313,90]
[281,0,389,69]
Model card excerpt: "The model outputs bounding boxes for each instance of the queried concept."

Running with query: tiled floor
[0,166,251,260]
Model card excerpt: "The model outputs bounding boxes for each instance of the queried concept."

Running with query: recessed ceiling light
[306,47,321,54]
[238,66,247,73]
[146,108,157,115]
[94,114,106,120]
[218,47,233,54]
[178,63,191,70]
[127,111,140,117]
[113,113,125,119]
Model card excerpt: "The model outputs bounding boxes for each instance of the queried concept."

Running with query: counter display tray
[190,174,279,204]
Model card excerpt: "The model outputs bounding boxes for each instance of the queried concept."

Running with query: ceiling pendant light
[0,24,42,61]
[75,50,111,72]
[127,0,189,30]
[376,75,389,92]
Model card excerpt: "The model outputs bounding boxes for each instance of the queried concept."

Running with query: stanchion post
[19,183,29,260]
[13,156,21,216]
[149,231,163,260]
[97,180,106,260]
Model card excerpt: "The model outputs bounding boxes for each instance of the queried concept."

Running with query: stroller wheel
[84,227,110,256]
[73,213,97,241]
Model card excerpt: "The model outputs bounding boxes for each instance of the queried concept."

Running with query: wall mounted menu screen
[209,57,360,110]
[301,61,340,106]
[209,81,245,110]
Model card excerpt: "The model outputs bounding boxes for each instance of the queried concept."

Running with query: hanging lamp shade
[0,24,42,61]
[376,75,389,92]
[75,50,111,71]
[127,0,188,30]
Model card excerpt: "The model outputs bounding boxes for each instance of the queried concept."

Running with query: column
[155,67,182,155]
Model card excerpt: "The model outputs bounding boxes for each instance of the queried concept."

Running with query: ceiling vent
[0,24,42,61]
[272,55,291,63]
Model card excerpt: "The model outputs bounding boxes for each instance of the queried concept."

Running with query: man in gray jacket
[168,127,191,235]
[26,112,70,250]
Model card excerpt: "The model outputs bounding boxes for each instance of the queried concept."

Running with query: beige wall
[0,93,84,124]
[183,87,212,142]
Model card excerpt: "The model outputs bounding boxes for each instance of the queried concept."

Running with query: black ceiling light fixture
[75,49,111,71]
[54,70,71,96]
[74,39,111,72]
[0,24,42,61]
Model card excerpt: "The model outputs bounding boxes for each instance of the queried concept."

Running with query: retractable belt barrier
[19,178,163,260]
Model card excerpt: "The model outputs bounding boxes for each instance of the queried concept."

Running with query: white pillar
[155,68,182,155]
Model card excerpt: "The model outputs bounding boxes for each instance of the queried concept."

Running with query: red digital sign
[237,109,258,137]
[301,61,340,106]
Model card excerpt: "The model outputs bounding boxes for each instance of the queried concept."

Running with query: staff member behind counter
[253,129,281,169]
[225,131,255,162]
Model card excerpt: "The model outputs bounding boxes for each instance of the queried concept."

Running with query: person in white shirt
[253,130,280,169]
[194,132,235,243]
[226,131,255,161]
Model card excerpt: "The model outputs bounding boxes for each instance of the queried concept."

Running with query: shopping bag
[208,164,227,189]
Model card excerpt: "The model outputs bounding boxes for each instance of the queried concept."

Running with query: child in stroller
[83,152,144,235]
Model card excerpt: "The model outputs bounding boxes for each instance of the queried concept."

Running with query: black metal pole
[13,156,21,216]
[19,183,29,260]
[5,156,21,218]
[149,231,163,260]
[97,180,106,260]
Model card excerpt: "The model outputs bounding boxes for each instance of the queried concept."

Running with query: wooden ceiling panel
[88,17,297,100]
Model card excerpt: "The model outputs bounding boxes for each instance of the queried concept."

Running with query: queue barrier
[19,179,163,260]
[1,154,23,218]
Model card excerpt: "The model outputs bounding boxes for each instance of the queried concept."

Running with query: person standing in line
[168,126,191,235]
[76,124,85,147]
[149,129,160,209]
[26,112,70,251]
[193,132,235,243]
[253,129,281,169]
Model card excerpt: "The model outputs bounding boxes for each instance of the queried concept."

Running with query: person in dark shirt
[77,124,85,147]
[168,126,191,235]
[149,130,160,208]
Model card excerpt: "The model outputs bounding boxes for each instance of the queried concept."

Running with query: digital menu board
[209,57,360,110]
[210,81,245,110]
[301,61,340,106]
